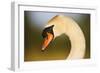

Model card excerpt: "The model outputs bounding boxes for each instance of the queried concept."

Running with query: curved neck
[47,15,86,59]
[66,23,85,59]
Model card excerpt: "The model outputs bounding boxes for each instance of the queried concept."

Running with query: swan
[41,15,86,59]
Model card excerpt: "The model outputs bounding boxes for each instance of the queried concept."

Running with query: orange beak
[42,32,53,51]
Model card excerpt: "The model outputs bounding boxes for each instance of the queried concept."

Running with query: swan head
[41,25,54,51]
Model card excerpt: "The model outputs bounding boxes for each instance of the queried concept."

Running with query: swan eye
[42,25,54,38]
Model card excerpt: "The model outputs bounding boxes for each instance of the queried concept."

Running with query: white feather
[46,15,86,59]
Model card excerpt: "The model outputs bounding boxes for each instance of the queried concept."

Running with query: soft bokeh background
[24,11,90,61]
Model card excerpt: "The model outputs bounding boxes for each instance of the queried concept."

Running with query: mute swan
[42,15,85,59]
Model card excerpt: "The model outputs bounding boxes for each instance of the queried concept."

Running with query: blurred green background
[24,11,90,61]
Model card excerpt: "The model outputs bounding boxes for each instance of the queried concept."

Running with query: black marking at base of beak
[42,25,54,38]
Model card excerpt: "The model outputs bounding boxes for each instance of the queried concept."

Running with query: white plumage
[44,15,86,59]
